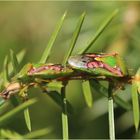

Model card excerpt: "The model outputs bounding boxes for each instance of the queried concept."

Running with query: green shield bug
[68,53,128,77]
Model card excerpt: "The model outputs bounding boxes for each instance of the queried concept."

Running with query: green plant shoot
[0,53,130,100]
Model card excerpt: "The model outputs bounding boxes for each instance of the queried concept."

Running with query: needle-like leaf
[24,108,31,132]
[79,9,119,54]
[78,9,119,109]
[108,98,115,140]
[23,128,52,139]
[61,86,68,140]
[9,51,32,132]
[63,12,86,64]
[0,129,23,139]
[0,98,37,126]
[131,81,139,131]
[3,55,9,86]
[90,80,132,110]
[46,91,73,114]
[61,12,86,140]
[82,80,93,107]
[39,12,67,63]
[135,67,140,94]
[108,82,115,140]
[10,49,19,74]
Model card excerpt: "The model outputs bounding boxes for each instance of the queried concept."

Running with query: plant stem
[61,86,69,140]
[108,82,115,140]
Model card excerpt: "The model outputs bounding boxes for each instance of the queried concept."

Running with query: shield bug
[68,53,128,77]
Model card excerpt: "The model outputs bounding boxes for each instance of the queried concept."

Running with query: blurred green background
[0,1,140,139]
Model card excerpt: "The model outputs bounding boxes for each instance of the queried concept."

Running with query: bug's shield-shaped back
[68,53,128,77]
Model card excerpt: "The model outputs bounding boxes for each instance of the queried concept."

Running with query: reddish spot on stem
[28,64,63,75]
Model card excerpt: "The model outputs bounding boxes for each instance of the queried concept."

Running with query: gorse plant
[0,9,140,140]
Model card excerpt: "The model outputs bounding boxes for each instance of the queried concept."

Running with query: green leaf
[17,49,26,64]
[8,49,26,74]
[82,80,93,107]
[3,55,9,86]
[47,81,64,91]
[19,87,32,132]
[113,96,131,110]
[61,12,86,140]
[39,11,67,63]
[108,98,115,140]
[0,100,9,113]
[0,49,26,82]
[23,128,52,139]
[62,110,69,140]
[135,67,140,94]
[61,87,69,140]
[90,80,132,110]
[131,81,139,131]
[9,50,22,115]
[0,97,5,107]
[108,82,115,140]
[77,10,119,109]
[63,12,86,65]
[9,50,32,132]
[46,91,73,114]
[10,49,19,74]
[0,98,37,126]
[78,9,119,54]
[0,129,23,139]
[24,108,31,132]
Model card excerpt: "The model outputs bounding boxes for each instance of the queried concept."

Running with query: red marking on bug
[103,63,123,76]
[87,61,103,68]
[87,61,123,77]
